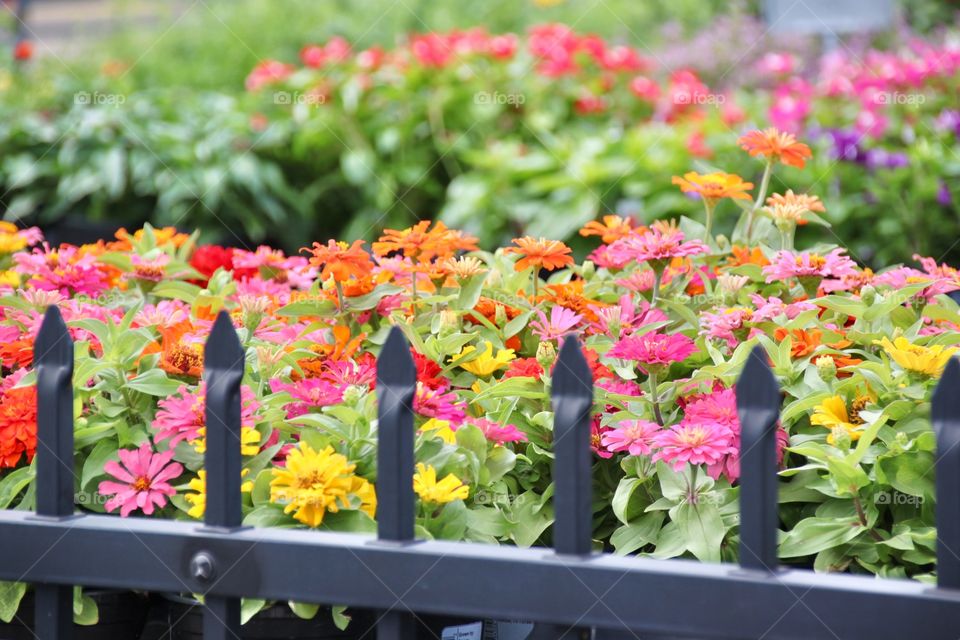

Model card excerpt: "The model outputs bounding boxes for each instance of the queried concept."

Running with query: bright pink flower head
[607,332,697,371]
[601,419,660,456]
[98,444,183,517]
[763,249,858,283]
[607,228,708,265]
[14,244,110,297]
[683,389,738,431]
[699,307,754,349]
[414,383,467,425]
[245,60,294,91]
[531,306,583,342]
[270,378,344,418]
[153,383,260,447]
[651,422,736,471]
[471,418,527,445]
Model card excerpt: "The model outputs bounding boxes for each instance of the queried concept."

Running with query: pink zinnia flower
[590,417,614,459]
[127,254,171,282]
[699,307,753,349]
[471,418,527,445]
[153,383,261,447]
[607,228,708,265]
[589,295,668,336]
[607,332,697,371]
[415,383,467,425]
[683,389,738,430]
[601,420,660,456]
[98,444,183,517]
[320,358,377,389]
[763,249,858,283]
[134,300,190,328]
[530,306,582,342]
[14,244,109,296]
[651,422,736,470]
[749,295,817,321]
[270,378,344,418]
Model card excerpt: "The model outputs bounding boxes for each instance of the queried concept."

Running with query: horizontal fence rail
[2,306,960,639]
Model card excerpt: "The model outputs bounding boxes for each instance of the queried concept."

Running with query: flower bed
[0,129,959,624]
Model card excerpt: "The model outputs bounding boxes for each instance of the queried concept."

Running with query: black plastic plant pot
[145,594,377,640]
[0,589,150,640]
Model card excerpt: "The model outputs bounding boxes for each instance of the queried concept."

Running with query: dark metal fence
[2,306,960,639]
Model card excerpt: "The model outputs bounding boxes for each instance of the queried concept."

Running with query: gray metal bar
[934,357,960,588]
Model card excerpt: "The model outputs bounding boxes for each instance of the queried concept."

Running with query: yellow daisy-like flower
[413,463,469,504]
[419,418,457,445]
[191,426,261,456]
[184,469,254,519]
[810,395,869,444]
[0,270,19,287]
[453,341,515,377]
[270,443,375,527]
[875,336,957,376]
[0,222,28,254]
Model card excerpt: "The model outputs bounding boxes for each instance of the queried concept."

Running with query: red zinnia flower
[0,386,37,468]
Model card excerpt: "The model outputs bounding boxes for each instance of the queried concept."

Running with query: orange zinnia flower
[505,237,574,272]
[304,240,374,283]
[0,386,37,468]
[774,327,822,358]
[738,128,813,169]
[671,172,753,203]
[295,326,366,378]
[373,221,478,261]
[142,321,205,377]
[579,215,639,244]
[727,245,771,267]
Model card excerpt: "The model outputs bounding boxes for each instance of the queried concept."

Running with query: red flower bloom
[189,245,236,284]
[503,357,543,380]
[413,351,448,390]
[0,386,37,468]
[13,40,33,62]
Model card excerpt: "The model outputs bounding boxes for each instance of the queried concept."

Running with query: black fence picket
[10,308,960,639]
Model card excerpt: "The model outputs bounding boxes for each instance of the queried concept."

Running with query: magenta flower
[471,418,528,445]
[762,249,858,283]
[683,389,739,431]
[607,228,708,265]
[651,422,736,470]
[270,378,344,418]
[414,383,467,425]
[13,244,109,297]
[98,444,183,517]
[153,383,261,447]
[530,306,583,342]
[699,307,753,349]
[607,332,697,371]
[320,359,377,388]
[601,420,660,456]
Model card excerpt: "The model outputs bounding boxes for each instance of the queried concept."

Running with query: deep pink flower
[153,383,260,447]
[14,244,109,296]
[651,422,736,470]
[414,383,467,425]
[471,418,527,445]
[601,420,660,456]
[98,444,183,517]
[590,418,614,459]
[763,249,858,283]
[531,306,582,342]
[270,378,344,418]
[607,332,697,371]
[607,228,708,265]
[683,389,738,431]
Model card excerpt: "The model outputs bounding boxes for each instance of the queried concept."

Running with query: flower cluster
[0,128,956,584]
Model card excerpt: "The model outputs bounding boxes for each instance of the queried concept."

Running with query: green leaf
[0,467,34,510]
[612,477,649,525]
[288,601,320,620]
[779,517,866,558]
[72,587,98,626]
[276,299,338,318]
[454,274,486,311]
[671,501,725,562]
[241,599,267,624]
[610,511,665,555]
[0,581,26,623]
[81,439,118,489]
[151,280,202,303]
[877,451,935,500]
[125,369,184,396]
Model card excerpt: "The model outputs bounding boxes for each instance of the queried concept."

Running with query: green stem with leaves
[746,159,774,242]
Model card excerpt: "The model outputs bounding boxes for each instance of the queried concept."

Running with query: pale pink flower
[153,383,261,447]
[607,228,708,264]
[98,444,183,517]
[651,422,736,470]
[471,418,527,444]
[749,295,817,321]
[601,420,660,456]
[763,249,858,283]
[699,307,753,349]
[531,306,582,341]
[607,332,697,371]
[321,358,377,388]
[589,295,668,336]
[270,378,344,418]
[134,300,190,328]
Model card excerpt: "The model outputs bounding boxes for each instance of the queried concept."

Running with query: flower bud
[536,340,557,369]
[494,303,507,327]
[815,355,837,382]
[580,260,595,279]
[860,285,877,305]
[342,385,365,405]
[438,309,459,337]
[831,426,852,451]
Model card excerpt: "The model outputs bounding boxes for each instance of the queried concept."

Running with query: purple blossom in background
[938,181,953,206]
[864,148,909,170]
[824,129,867,164]
[936,109,960,138]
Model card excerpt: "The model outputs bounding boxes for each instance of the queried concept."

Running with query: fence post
[375,326,418,640]
[933,356,960,588]
[198,311,245,639]
[531,335,593,640]
[34,306,75,639]
[736,344,782,572]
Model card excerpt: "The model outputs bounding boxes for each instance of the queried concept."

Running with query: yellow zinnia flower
[413,463,469,504]
[0,270,19,288]
[419,418,457,445]
[810,395,869,444]
[184,469,254,519]
[453,341,515,377]
[875,336,957,376]
[270,443,376,527]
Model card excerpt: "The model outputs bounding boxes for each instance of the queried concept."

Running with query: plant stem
[532,271,539,301]
[410,275,418,318]
[852,491,884,542]
[335,280,346,312]
[650,268,662,307]
[702,199,715,242]
[746,159,774,242]
[648,371,663,426]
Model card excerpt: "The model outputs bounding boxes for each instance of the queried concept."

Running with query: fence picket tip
[35,305,73,368]
[552,335,593,408]
[377,325,416,388]
[735,344,780,429]
[203,310,244,371]
[932,356,960,589]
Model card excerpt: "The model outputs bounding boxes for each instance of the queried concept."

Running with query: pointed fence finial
[737,344,781,572]
[552,335,594,556]
[376,326,417,542]
[933,356,960,588]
